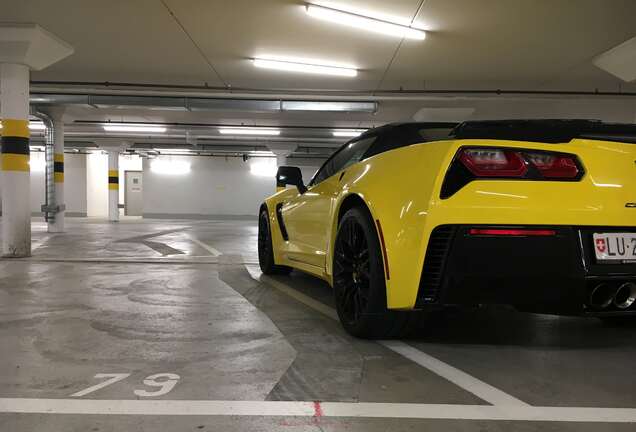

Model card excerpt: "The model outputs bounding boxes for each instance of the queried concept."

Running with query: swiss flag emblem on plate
[595,238,607,253]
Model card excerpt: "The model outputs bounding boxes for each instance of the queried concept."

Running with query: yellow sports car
[258,120,636,338]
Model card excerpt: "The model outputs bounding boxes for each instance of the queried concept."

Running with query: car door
[281,136,376,269]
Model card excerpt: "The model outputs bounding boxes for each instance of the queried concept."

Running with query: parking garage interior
[1,1,636,431]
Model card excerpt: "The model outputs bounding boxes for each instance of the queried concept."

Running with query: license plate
[593,233,636,263]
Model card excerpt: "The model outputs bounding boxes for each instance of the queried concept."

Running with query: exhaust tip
[613,282,636,310]
[589,283,615,310]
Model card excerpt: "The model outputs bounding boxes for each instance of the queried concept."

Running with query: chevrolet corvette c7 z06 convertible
[257,120,636,338]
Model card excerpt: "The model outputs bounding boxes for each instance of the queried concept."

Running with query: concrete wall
[86,152,108,217]
[66,153,88,215]
[143,155,320,219]
[0,152,87,216]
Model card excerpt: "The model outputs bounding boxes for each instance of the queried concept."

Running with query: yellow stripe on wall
[108,170,118,177]
[0,119,30,138]
[54,153,64,163]
[108,184,119,190]
[1,153,30,171]
[54,172,64,183]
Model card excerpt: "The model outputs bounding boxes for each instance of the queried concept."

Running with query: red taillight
[457,148,581,180]
[468,228,557,237]
[523,152,580,178]
[459,149,527,177]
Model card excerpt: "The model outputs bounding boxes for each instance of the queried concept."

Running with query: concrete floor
[1,218,636,431]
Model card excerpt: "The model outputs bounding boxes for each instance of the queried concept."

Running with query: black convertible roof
[451,119,636,144]
[358,122,457,138]
[359,120,636,145]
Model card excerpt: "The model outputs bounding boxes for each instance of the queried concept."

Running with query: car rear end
[418,120,636,318]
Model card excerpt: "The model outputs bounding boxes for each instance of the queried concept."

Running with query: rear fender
[330,142,456,309]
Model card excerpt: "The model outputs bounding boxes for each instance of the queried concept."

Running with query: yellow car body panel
[263,137,635,310]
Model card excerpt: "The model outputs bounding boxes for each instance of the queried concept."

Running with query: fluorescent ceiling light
[306,4,426,40]
[253,58,357,77]
[103,124,167,133]
[156,148,193,153]
[282,100,377,112]
[29,122,46,131]
[247,150,276,156]
[333,129,366,137]
[150,160,191,175]
[250,159,278,177]
[219,127,281,136]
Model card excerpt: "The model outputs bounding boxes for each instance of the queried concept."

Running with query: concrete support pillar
[108,152,119,222]
[275,154,287,167]
[0,63,31,257]
[0,23,73,255]
[49,110,65,232]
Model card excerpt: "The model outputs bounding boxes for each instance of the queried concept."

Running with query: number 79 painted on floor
[71,373,180,397]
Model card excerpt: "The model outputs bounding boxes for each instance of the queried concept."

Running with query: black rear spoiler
[451,119,636,144]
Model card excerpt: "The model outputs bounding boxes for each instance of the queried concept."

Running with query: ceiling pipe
[29,92,378,112]
[30,109,62,223]
[31,81,636,101]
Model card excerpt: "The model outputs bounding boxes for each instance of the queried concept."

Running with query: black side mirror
[276,166,307,194]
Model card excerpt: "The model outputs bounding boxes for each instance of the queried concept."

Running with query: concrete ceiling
[3,0,636,148]
[3,0,635,92]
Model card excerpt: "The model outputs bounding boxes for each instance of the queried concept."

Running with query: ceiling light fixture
[333,129,366,137]
[253,57,357,77]
[156,148,194,153]
[306,4,426,40]
[282,101,377,112]
[29,122,46,131]
[218,127,281,136]
[102,124,167,133]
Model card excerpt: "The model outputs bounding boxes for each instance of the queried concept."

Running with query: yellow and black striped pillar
[108,170,119,190]
[108,151,119,221]
[1,63,32,257]
[54,153,64,183]
[1,119,30,172]
[48,146,66,233]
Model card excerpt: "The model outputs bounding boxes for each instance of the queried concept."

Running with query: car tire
[258,208,292,275]
[333,206,412,339]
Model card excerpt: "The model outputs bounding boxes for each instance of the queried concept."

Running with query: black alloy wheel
[333,206,411,338]
[334,215,371,326]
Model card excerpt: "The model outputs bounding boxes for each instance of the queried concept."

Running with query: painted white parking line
[1,398,636,422]
[189,236,222,257]
[379,341,528,406]
[246,265,528,407]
